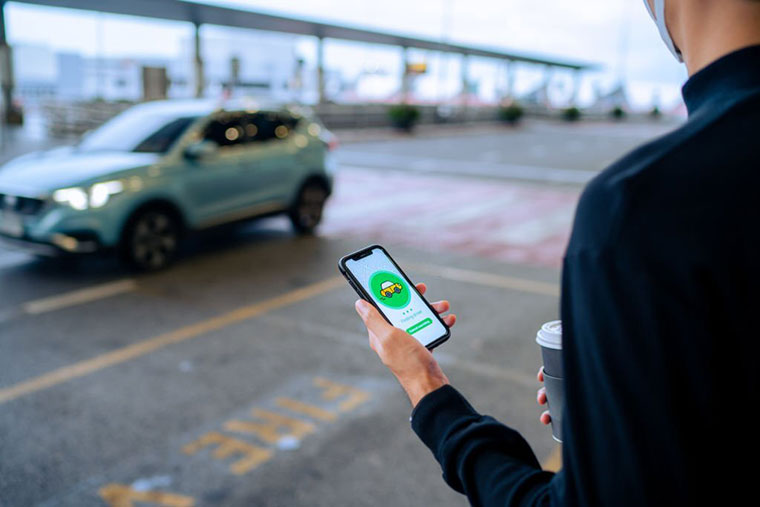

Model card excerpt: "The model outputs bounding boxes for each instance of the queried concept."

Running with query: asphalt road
[0,119,676,506]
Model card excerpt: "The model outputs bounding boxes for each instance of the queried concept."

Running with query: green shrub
[498,103,524,125]
[650,106,662,119]
[610,106,626,120]
[388,104,421,132]
[561,106,581,122]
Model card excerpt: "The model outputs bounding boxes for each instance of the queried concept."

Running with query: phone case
[338,244,450,350]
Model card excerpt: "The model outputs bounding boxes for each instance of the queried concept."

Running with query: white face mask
[643,0,684,62]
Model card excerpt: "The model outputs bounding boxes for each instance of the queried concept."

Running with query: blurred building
[11,44,56,99]
[177,30,299,101]
[586,83,631,113]
[11,30,299,103]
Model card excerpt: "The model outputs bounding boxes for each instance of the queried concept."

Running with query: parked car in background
[0,99,338,270]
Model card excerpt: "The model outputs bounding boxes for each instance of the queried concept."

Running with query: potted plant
[498,102,524,125]
[561,106,581,122]
[388,104,421,132]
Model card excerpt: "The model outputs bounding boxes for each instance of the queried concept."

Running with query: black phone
[338,244,450,350]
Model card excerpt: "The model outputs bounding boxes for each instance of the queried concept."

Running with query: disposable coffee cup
[536,320,563,442]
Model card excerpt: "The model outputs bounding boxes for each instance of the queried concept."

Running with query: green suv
[0,99,336,270]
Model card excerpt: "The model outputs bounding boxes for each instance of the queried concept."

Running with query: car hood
[0,147,161,197]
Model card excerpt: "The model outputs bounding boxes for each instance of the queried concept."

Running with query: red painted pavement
[321,169,581,268]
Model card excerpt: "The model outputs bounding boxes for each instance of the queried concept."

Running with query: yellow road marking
[542,446,562,472]
[406,263,560,297]
[224,409,315,444]
[182,431,273,475]
[99,483,195,506]
[21,279,137,315]
[314,377,371,412]
[0,277,344,405]
[276,397,338,422]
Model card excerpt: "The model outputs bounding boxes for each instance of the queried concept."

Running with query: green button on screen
[406,318,433,335]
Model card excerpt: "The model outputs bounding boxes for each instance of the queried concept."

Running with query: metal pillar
[571,69,582,105]
[504,59,515,100]
[460,53,469,105]
[193,22,204,98]
[543,65,553,87]
[400,46,410,103]
[316,35,325,104]
[0,1,15,124]
[542,64,553,107]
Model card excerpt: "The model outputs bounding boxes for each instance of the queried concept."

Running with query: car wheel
[121,209,179,271]
[290,182,328,234]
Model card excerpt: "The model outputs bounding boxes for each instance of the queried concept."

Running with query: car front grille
[0,193,46,215]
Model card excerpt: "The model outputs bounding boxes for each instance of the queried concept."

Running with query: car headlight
[52,187,89,210]
[53,180,124,210]
[89,180,124,208]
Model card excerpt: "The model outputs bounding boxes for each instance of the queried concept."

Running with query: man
[354,0,760,505]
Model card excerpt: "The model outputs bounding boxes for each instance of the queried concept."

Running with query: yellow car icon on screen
[380,281,403,298]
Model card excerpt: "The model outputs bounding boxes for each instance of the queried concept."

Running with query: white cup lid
[536,320,562,350]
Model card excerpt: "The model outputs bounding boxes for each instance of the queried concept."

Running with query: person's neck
[678,2,760,76]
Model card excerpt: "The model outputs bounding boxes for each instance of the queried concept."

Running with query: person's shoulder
[569,98,760,256]
[567,130,680,254]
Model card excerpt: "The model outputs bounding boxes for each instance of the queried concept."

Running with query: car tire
[120,208,180,271]
[289,181,328,235]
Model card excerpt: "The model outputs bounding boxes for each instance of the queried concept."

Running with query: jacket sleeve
[411,385,557,507]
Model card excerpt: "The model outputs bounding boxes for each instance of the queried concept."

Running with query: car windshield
[78,108,198,154]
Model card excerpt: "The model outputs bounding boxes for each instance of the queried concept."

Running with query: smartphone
[338,244,450,350]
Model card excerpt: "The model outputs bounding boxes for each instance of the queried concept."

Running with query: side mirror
[184,140,218,160]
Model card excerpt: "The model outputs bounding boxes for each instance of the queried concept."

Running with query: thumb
[355,299,393,335]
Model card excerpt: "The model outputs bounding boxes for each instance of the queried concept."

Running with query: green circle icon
[369,271,410,309]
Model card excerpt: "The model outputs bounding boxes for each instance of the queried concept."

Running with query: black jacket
[411,45,760,506]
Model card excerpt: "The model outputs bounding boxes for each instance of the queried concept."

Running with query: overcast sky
[6,0,689,108]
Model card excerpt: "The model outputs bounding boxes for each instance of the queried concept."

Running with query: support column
[504,59,515,100]
[400,46,410,103]
[542,64,553,107]
[316,35,325,105]
[460,53,469,106]
[193,22,204,98]
[0,1,15,124]
[436,50,447,103]
[571,69,581,105]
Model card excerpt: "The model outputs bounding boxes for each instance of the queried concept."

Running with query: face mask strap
[643,0,684,63]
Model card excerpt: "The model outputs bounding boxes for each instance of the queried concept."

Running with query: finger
[442,314,456,327]
[537,367,544,383]
[355,299,394,337]
[540,410,552,425]
[537,387,547,405]
[431,300,450,314]
[415,282,427,295]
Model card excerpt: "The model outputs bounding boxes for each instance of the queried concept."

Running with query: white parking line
[338,151,597,184]
[405,263,560,297]
[259,314,539,390]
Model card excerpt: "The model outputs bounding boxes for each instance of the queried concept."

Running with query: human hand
[537,367,552,425]
[354,282,456,407]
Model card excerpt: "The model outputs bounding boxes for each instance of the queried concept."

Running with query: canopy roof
[12,0,598,71]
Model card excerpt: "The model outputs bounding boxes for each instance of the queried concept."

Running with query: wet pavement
[0,118,676,506]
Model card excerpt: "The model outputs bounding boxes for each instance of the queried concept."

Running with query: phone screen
[344,247,448,348]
